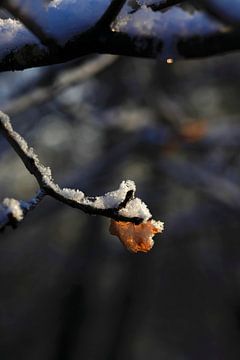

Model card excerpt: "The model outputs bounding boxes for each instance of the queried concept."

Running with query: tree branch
[0,111,161,230]
[3,55,119,116]
[0,190,46,230]
[0,3,239,71]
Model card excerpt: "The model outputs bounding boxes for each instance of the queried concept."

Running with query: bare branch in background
[0,111,163,234]
[159,156,240,210]
[3,55,119,116]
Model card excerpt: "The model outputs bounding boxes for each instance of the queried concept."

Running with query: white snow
[85,180,136,209]
[61,188,85,202]
[59,180,154,222]
[3,197,24,221]
[0,1,229,63]
[0,0,112,60]
[114,6,226,60]
[81,179,152,221]
[118,197,151,221]
[60,180,155,222]
[0,18,40,58]
[115,5,223,37]
[151,219,164,232]
[59,180,153,222]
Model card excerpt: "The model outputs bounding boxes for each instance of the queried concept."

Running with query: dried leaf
[109,219,164,253]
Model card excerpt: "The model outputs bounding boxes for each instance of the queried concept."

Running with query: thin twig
[3,55,119,116]
[0,189,46,230]
[0,111,157,230]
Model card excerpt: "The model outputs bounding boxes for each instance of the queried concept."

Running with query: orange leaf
[109,219,164,253]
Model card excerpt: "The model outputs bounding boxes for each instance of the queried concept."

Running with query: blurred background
[1,52,240,359]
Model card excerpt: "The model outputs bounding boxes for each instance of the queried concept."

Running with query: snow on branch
[1,0,59,49]
[0,0,121,70]
[0,1,240,71]
[0,190,45,231]
[1,0,113,44]
[0,111,163,251]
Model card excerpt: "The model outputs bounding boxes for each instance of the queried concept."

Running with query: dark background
[1,52,240,359]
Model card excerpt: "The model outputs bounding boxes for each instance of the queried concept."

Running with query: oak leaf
[109,219,164,253]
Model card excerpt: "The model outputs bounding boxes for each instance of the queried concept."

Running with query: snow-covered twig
[0,111,159,230]
[0,190,46,230]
